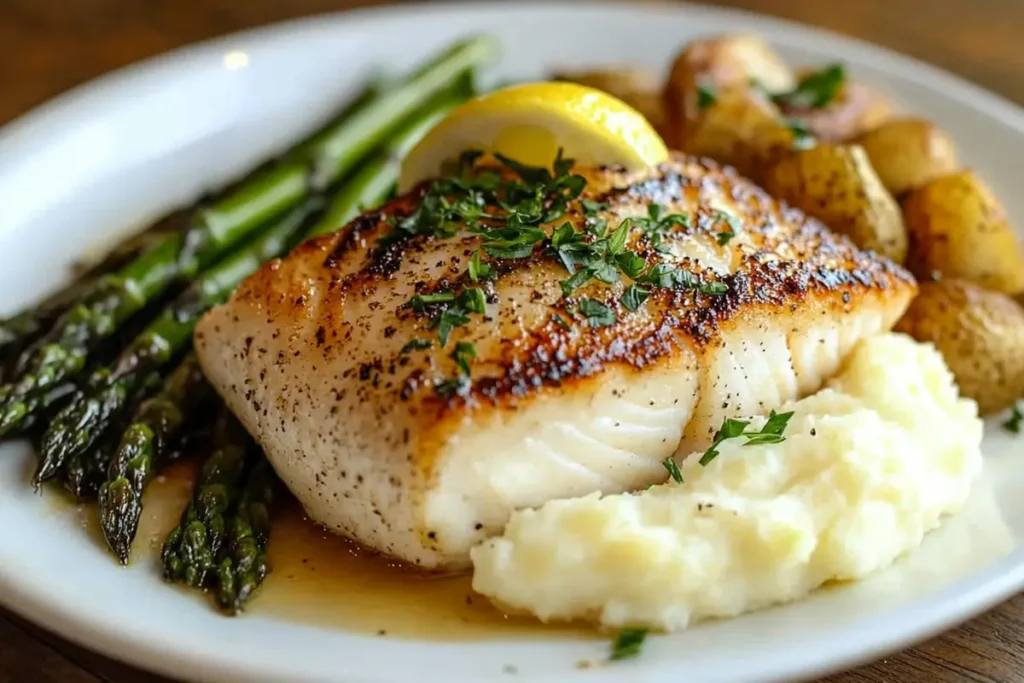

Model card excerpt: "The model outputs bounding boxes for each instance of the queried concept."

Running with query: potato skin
[663,34,795,151]
[555,68,668,139]
[855,118,959,195]
[684,89,796,181]
[762,143,908,263]
[894,279,1024,415]
[902,171,1024,295]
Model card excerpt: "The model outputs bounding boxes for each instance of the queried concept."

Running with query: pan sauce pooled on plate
[470,333,983,630]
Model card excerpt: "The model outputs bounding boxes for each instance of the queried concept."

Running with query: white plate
[1,2,1023,682]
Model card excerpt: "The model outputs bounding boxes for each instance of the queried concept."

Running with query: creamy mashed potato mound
[470,333,984,631]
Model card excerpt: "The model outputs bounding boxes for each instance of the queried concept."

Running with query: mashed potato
[470,333,983,631]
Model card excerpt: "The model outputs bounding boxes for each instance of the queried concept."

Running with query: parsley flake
[697,84,718,110]
[434,374,470,398]
[615,251,646,279]
[785,118,818,150]
[610,629,648,661]
[407,291,456,311]
[578,298,616,327]
[714,210,741,245]
[560,267,595,296]
[468,250,494,281]
[409,288,487,347]
[662,457,683,483]
[621,284,650,312]
[773,64,846,109]
[481,225,548,259]
[1004,404,1023,434]
[551,313,572,330]
[400,338,432,355]
[700,410,795,465]
[450,341,477,375]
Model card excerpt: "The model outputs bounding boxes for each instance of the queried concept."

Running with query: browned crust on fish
[199,153,915,481]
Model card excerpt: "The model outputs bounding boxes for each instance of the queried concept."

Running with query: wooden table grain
[1,1,1022,682]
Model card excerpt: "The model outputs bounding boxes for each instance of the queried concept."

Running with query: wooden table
[1,1,1022,681]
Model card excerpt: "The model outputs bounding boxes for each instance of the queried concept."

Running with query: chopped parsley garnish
[468,250,494,281]
[697,84,718,110]
[785,118,817,150]
[551,313,572,330]
[408,288,487,346]
[1004,404,1023,434]
[772,63,846,109]
[450,341,477,375]
[662,457,683,483]
[700,410,795,465]
[615,251,647,279]
[551,218,640,295]
[408,291,456,310]
[621,284,650,312]
[610,629,649,661]
[714,210,741,245]
[392,148,736,392]
[480,225,548,259]
[434,374,470,398]
[635,262,726,296]
[629,203,691,254]
[578,298,616,327]
[400,338,432,355]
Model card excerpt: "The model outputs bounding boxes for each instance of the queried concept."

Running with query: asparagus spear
[32,199,317,481]
[162,412,257,587]
[215,458,277,613]
[63,370,164,500]
[308,93,463,236]
[0,35,493,422]
[98,354,210,563]
[177,35,495,270]
[0,210,189,370]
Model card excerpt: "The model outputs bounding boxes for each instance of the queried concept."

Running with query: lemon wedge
[398,82,668,192]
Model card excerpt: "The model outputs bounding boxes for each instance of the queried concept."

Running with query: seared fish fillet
[194,153,916,570]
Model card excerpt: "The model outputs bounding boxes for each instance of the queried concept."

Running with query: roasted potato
[902,170,1024,295]
[782,82,893,143]
[894,279,1024,415]
[762,143,908,262]
[663,34,795,150]
[684,89,796,181]
[555,68,667,139]
[855,118,959,195]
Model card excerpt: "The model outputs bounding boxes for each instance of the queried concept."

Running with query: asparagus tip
[98,478,143,565]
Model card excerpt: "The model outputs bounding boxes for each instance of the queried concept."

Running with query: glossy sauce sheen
[71,460,589,640]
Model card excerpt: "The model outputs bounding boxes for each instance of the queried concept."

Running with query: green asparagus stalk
[215,458,277,613]
[98,354,210,563]
[177,35,495,270]
[31,199,317,481]
[63,371,163,500]
[162,412,257,587]
[0,36,493,425]
[0,209,188,370]
[308,93,463,237]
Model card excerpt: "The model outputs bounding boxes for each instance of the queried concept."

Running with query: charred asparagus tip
[98,478,140,565]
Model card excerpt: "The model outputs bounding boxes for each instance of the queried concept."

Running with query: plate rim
[2,2,1024,682]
